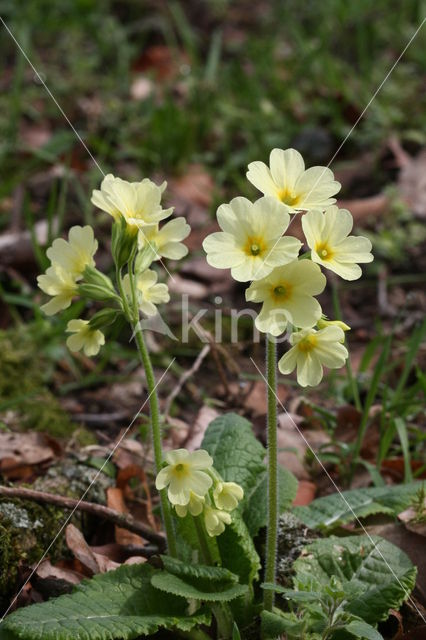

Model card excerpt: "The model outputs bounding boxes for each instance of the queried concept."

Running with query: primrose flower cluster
[204,148,373,387]
[38,175,190,356]
[155,449,244,537]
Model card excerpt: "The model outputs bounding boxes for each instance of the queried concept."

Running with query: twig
[0,486,165,548]
[163,344,211,418]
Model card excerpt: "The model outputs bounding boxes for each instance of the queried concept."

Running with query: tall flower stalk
[203,147,373,609]
[264,336,278,611]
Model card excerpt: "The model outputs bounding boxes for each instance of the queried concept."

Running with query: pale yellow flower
[246,260,326,336]
[174,492,205,518]
[317,317,351,337]
[138,217,190,260]
[213,482,244,512]
[66,319,105,357]
[247,148,340,213]
[203,196,301,282]
[46,225,98,280]
[155,449,213,506]
[122,270,170,317]
[278,326,348,387]
[91,174,173,230]
[204,506,232,537]
[37,266,78,316]
[302,207,373,280]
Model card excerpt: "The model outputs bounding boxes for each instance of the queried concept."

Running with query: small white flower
[203,196,301,282]
[246,260,326,336]
[278,326,348,387]
[66,319,105,357]
[123,270,170,317]
[213,482,244,511]
[91,174,173,230]
[174,492,205,518]
[155,449,213,506]
[138,217,190,261]
[247,148,340,213]
[46,225,98,280]
[302,207,373,280]
[37,266,78,316]
[204,506,232,537]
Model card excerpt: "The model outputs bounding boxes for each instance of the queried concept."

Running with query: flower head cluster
[37,226,98,315]
[38,176,190,358]
[203,147,374,387]
[155,448,244,537]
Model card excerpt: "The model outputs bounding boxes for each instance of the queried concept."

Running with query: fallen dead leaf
[167,273,209,299]
[33,559,83,597]
[107,487,144,546]
[277,413,330,480]
[124,556,146,565]
[0,432,58,479]
[293,480,316,506]
[184,405,220,451]
[65,524,99,575]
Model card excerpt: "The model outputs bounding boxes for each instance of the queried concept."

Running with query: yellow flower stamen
[315,241,334,261]
[244,236,266,257]
[277,188,300,207]
[298,334,318,353]
[272,283,292,301]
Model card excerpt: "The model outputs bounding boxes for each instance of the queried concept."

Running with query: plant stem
[332,284,361,411]
[263,336,278,612]
[193,516,233,640]
[117,263,177,557]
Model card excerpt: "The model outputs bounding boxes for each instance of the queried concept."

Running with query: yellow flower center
[315,242,333,261]
[173,463,190,477]
[244,236,266,257]
[272,282,292,301]
[277,188,300,207]
[297,334,318,353]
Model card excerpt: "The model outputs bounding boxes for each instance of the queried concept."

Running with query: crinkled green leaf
[294,535,416,623]
[260,610,305,638]
[0,564,210,640]
[202,413,298,536]
[244,466,298,536]
[151,570,248,602]
[202,413,265,494]
[216,510,261,586]
[346,620,384,640]
[293,482,423,530]
[160,555,238,582]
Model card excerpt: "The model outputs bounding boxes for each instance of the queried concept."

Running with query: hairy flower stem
[263,336,278,611]
[117,263,177,557]
[193,516,234,639]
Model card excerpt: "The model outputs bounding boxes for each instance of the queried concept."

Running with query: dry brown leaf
[124,556,147,565]
[184,406,220,451]
[0,432,57,478]
[169,164,214,209]
[167,274,209,299]
[65,524,99,575]
[293,480,316,506]
[36,559,85,588]
[106,487,144,546]
[277,413,330,480]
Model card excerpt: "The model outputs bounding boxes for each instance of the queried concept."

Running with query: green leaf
[202,413,298,536]
[244,466,298,536]
[346,620,384,640]
[0,564,210,640]
[151,570,248,602]
[293,482,423,529]
[160,554,238,583]
[201,413,265,494]
[260,610,305,638]
[216,510,261,586]
[293,535,416,623]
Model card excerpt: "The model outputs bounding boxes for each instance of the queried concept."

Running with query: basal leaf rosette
[203,196,301,282]
[247,147,341,213]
